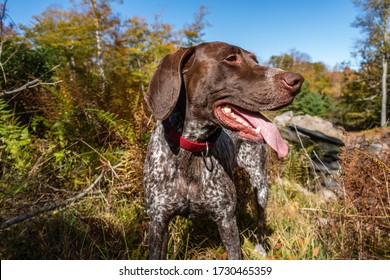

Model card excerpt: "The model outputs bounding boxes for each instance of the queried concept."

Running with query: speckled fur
[143,42,303,259]
[144,122,241,259]
[228,131,269,256]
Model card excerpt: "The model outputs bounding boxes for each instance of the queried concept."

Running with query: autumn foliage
[0,0,388,260]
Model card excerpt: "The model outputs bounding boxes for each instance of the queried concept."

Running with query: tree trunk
[382,55,388,127]
[381,7,389,127]
[90,0,107,96]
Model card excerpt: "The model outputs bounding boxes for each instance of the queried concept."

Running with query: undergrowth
[0,89,389,259]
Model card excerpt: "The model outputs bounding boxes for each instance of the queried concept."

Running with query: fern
[282,145,314,187]
[0,98,36,195]
[87,109,136,144]
[0,99,32,170]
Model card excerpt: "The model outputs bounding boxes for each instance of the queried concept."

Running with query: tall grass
[1,90,388,259]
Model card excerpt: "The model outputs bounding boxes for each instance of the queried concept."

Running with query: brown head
[145,42,304,158]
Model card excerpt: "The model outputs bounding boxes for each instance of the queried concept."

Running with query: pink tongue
[235,109,289,158]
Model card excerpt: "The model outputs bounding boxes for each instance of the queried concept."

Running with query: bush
[289,91,332,118]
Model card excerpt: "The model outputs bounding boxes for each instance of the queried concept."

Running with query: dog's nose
[281,72,304,94]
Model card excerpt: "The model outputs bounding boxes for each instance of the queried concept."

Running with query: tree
[22,0,209,120]
[180,5,209,47]
[339,67,379,129]
[80,0,122,96]
[268,51,334,96]
[352,0,390,127]
[0,0,57,125]
[23,1,121,110]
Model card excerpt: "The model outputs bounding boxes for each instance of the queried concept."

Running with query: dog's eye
[225,55,238,62]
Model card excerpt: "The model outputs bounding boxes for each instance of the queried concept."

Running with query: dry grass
[1,126,389,260]
[331,128,390,259]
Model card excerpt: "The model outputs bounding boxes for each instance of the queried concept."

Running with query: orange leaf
[274,242,283,250]
[313,246,321,258]
[217,252,228,260]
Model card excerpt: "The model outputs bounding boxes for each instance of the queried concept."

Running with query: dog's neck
[167,100,220,143]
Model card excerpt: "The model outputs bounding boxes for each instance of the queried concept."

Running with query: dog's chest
[167,152,237,219]
[144,124,237,219]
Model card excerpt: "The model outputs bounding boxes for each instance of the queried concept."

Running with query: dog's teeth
[223,107,232,114]
[255,126,262,133]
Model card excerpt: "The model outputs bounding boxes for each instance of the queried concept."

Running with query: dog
[143,42,304,259]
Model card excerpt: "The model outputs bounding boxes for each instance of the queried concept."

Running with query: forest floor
[0,127,389,260]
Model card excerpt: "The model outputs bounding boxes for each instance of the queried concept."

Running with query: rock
[369,142,389,158]
[345,127,390,160]
[274,111,294,127]
[318,189,338,202]
[275,110,344,143]
[321,175,340,188]
[275,111,345,186]
[288,124,344,146]
[254,243,267,257]
[279,126,313,147]
[369,143,386,150]
[312,158,341,174]
[289,114,344,141]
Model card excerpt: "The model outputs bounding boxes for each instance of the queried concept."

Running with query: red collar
[164,120,218,153]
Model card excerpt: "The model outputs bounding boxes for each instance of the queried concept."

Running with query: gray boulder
[275,111,344,176]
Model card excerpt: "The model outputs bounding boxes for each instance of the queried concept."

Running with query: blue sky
[7,0,362,69]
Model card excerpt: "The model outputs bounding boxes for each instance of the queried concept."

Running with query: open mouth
[214,104,288,158]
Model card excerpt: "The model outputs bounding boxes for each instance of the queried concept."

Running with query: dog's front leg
[217,216,241,260]
[253,186,268,257]
[148,217,169,260]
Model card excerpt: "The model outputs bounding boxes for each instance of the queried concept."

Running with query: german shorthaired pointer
[144,42,304,259]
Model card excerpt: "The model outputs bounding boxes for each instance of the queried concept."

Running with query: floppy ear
[145,47,194,120]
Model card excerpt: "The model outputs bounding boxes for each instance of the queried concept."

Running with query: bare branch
[0,79,63,96]
[0,64,62,96]
[0,171,105,229]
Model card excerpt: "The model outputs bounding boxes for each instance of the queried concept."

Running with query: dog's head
[146,42,304,158]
